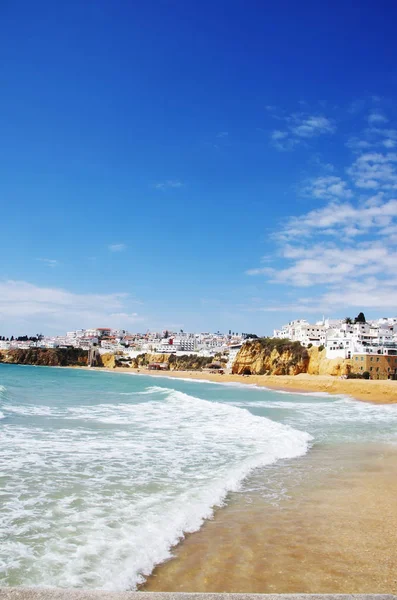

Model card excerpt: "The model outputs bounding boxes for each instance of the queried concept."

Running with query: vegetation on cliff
[0,349,227,371]
[128,353,226,371]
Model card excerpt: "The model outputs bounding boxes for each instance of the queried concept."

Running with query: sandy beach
[96,366,397,404]
[142,442,397,593]
[74,364,397,592]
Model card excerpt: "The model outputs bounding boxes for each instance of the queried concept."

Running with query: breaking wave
[0,385,310,590]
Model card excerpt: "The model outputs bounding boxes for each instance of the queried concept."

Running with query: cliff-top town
[1,314,397,379]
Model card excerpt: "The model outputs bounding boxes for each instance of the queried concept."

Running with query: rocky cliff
[232,339,310,375]
[128,353,224,371]
[0,349,227,372]
[0,348,89,367]
[306,346,350,376]
[232,339,351,376]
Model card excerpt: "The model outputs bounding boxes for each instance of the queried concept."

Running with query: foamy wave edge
[129,371,352,401]
[116,388,312,590]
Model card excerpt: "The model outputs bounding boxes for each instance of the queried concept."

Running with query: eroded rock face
[307,346,351,376]
[0,350,227,372]
[232,339,310,376]
[100,353,117,369]
[130,353,225,371]
[232,340,351,376]
[0,348,89,367]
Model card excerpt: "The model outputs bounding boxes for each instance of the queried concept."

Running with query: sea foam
[0,384,311,590]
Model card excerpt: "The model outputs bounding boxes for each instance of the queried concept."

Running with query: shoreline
[142,442,397,594]
[3,363,397,592]
[85,365,397,404]
[2,361,397,403]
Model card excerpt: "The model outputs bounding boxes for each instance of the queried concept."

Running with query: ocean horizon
[1,363,397,590]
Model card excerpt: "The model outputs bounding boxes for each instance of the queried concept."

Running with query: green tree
[354,312,366,324]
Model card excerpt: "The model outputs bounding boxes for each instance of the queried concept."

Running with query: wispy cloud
[347,152,397,190]
[0,281,144,334]
[37,258,59,268]
[302,175,352,200]
[290,115,335,138]
[216,131,228,138]
[270,110,335,151]
[275,197,397,241]
[108,243,127,252]
[368,111,388,124]
[153,180,183,191]
[249,103,397,312]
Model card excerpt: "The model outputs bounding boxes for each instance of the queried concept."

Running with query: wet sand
[95,367,397,404]
[142,443,397,594]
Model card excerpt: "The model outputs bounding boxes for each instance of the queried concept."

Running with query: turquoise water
[1,364,397,590]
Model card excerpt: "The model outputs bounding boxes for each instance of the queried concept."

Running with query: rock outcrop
[0,348,89,367]
[232,339,310,375]
[100,353,117,369]
[306,346,351,376]
[0,349,227,372]
[129,353,225,371]
[232,340,351,377]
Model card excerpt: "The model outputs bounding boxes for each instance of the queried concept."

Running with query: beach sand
[102,367,397,404]
[142,443,397,594]
[81,365,397,592]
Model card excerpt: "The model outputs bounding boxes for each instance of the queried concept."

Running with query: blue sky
[2,0,397,335]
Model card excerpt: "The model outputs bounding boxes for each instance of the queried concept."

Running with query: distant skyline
[2,1,397,336]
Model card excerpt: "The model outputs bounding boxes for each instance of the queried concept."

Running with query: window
[370,357,373,361]
[370,367,373,371]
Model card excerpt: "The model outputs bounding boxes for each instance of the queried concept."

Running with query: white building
[275,316,397,360]
[274,319,325,347]
[226,343,243,371]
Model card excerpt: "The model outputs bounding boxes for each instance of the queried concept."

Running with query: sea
[1,363,397,590]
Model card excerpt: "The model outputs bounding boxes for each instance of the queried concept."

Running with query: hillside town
[273,314,397,379]
[273,315,397,357]
[0,329,250,371]
[1,314,397,379]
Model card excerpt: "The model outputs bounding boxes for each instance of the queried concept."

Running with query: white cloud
[276,197,397,241]
[272,130,288,140]
[345,137,372,152]
[0,281,143,335]
[347,152,397,190]
[248,199,397,307]
[247,237,397,311]
[303,176,352,200]
[290,115,335,138]
[368,112,388,124]
[108,243,127,252]
[250,98,397,313]
[37,258,59,268]
[347,127,397,153]
[154,180,183,190]
[257,242,397,287]
[216,131,228,138]
[270,111,335,151]
[383,139,397,149]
